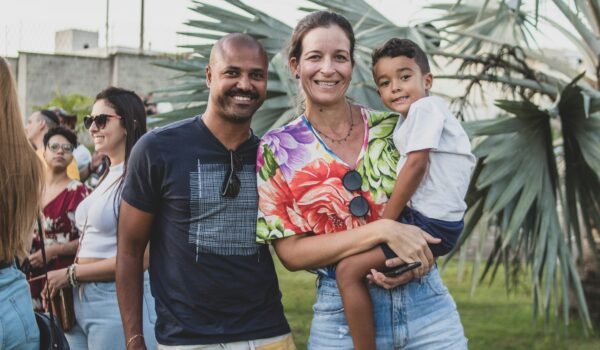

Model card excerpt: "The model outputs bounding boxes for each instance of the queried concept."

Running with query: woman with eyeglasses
[27,126,89,311]
[43,87,157,350]
[0,57,44,350]
[257,11,465,349]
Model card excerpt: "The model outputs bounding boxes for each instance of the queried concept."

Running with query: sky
[0,0,435,56]
[0,0,577,57]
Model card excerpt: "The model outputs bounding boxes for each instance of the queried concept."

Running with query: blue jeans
[0,265,40,350]
[308,266,468,350]
[66,272,157,350]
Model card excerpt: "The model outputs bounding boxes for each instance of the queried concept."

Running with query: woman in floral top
[28,126,89,309]
[257,11,467,349]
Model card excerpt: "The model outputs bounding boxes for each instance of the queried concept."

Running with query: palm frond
[460,101,590,328]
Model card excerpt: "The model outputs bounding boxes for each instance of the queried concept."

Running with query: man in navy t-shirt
[116,33,293,349]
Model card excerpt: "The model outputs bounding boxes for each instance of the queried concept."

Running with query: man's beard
[215,87,262,124]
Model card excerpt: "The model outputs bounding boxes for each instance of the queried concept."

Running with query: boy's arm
[382,149,430,220]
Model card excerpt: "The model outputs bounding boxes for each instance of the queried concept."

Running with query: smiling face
[373,55,432,116]
[89,99,127,162]
[43,134,73,171]
[290,25,353,107]
[206,42,268,124]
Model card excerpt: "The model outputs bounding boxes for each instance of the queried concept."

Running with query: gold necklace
[312,103,354,144]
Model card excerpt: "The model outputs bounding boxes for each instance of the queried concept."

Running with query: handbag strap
[36,216,60,340]
[74,216,88,264]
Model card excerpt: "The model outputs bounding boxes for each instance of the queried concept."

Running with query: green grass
[274,256,600,350]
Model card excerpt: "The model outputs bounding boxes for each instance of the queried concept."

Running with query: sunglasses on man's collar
[221,150,242,198]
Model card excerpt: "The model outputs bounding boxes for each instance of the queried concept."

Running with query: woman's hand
[367,268,416,289]
[41,267,69,309]
[28,250,45,269]
[28,245,59,268]
[377,219,440,277]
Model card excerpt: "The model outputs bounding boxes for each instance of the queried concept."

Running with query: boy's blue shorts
[381,207,464,259]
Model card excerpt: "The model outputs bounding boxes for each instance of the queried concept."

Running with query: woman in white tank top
[42,87,157,350]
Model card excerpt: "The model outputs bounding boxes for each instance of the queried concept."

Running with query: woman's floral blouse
[256,108,400,276]
[29,180,89,307]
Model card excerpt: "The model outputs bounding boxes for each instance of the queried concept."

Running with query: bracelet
[126,334,144,349]
[67,264,74,287]
[67,264,79,288]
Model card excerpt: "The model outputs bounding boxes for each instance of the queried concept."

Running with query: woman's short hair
[43,125,78,148]
[288,11,356,66]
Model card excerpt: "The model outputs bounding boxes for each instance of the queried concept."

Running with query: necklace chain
[312,103,354,144]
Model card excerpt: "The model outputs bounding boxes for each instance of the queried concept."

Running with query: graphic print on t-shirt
[189,158,260,259]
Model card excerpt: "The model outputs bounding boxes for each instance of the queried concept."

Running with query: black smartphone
[383,261,422,277]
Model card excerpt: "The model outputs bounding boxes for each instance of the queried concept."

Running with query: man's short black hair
[39,109,60,128]
[43,126,77,148]
[371,38,431,75]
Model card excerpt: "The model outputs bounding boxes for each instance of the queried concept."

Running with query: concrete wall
[18,52,110,117]
[5,57,18,79]
[111,53,177,96]
[4,51,179,120]
[55,29,99,53]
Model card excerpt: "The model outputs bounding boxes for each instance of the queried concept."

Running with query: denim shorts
[66,271,157,350]
[381,207,464,259]
[0,265,40,350]
[308,266,468,350]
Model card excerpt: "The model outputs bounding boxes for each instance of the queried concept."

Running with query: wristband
[67,264,79,288]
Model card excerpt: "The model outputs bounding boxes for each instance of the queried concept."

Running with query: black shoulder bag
[35,216,70,350]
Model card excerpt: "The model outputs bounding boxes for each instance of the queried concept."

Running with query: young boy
[335,38,476,349]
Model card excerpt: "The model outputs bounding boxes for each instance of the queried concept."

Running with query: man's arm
[117,200,154,350]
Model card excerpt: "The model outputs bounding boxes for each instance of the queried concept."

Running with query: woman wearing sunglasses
[257,12,463,349]
[27,126,89,311]
[43,87,157,349]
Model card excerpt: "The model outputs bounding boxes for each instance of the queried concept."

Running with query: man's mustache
[226,88,259,100]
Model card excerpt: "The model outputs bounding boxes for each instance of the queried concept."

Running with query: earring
[295,74,299,79]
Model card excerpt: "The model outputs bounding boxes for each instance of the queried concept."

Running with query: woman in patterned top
[257,11,466,349]
[27,126,89,310]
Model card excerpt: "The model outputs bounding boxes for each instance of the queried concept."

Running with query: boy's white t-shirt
[392,95,476,221]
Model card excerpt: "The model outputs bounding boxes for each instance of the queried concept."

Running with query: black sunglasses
[342,170,370,217]
[221,150,243,198]
[83,114,121,130]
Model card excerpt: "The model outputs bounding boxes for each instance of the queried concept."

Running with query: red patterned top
[29,180,89,303]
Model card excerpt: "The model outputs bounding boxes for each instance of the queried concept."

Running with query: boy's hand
[367,268,415,289]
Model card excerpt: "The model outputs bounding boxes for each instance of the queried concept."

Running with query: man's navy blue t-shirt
[122,117,290,345]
